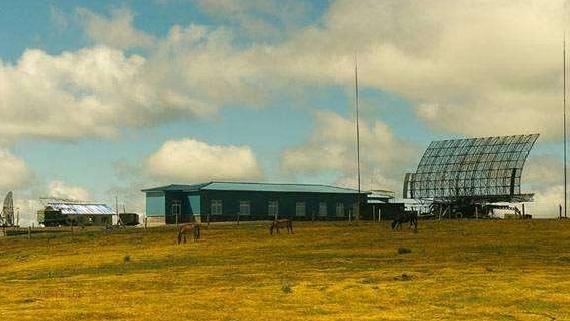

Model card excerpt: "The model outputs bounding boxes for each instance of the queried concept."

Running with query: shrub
[123,255,131,264]
[398,247,412,255]
[394,273,413,281]
[281,281,292,294]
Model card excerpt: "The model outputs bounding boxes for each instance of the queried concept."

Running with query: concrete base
[145,216,165,226]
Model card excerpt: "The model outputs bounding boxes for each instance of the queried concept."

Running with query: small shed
[362,190,406,220]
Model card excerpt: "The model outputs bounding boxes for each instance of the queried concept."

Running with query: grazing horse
[269,219,293,235]
[177,223,200,244]
[391,211,418,231]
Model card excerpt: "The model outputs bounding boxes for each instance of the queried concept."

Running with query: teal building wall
[146,192,165,217]
[143,184,368,223]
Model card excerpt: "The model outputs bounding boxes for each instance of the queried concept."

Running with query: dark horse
[391,211,418,231]
[177,223,200,244]
[269,219,293,235]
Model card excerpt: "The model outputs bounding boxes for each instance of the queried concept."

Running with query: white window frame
[268,201,279,217]
[211,200,223,216]
[336,203,344,217]
[318,202,327,217]
[239,200,250,216]
[295,202,306,217]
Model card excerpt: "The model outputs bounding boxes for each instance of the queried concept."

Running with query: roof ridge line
[209,181,356,188]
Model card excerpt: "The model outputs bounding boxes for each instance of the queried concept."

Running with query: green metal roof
[142,181,366,194]
[141,183,210,193]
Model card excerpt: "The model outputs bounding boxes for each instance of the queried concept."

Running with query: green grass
[0,220,570,320]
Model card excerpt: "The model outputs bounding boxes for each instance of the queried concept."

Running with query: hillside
[0,220,569,320]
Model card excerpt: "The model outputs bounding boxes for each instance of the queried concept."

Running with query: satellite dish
[1,192,14,226]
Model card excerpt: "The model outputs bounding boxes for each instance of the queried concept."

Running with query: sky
[0,0,567,222]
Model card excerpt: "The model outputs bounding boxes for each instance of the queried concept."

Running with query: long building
[37,201,114,226]
[141,181,369,224]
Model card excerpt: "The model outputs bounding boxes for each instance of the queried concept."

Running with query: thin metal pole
[355,54,361,221]
[563,33,568,218]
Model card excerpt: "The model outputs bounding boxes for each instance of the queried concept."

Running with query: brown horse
[269,219,293,235]
[391,211,418,232]
[177,223,200,244]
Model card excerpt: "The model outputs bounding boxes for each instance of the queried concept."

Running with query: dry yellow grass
[1,220,570,320]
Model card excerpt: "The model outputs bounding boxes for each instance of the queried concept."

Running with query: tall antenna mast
[562,30,568,218]
[355,54,361,220]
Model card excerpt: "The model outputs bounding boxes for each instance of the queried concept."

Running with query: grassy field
[1,220,570,321]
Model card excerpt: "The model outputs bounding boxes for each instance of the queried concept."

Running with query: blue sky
[0,0,566,218]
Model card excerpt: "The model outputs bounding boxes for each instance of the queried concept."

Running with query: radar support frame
[404,134,539,218]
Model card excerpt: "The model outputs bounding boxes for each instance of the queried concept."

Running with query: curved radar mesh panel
[408,134,539,200]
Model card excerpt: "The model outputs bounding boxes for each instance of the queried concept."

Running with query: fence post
[27,226,31,239]
[144,217,148,231]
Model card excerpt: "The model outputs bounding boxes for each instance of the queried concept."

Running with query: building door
[171,200,181,224]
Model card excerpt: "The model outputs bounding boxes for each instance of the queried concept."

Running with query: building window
[239,201,250,216]
[268,201,279,217]
[336,203,344,217]
[295,202,306,217]
[211,200,223,216]
[319,202,327,217]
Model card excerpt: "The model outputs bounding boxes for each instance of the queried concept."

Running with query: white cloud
[48,180,90,201]
[196,0,314,41]
[0,43,230,142]
[281,110,417,193]
[144,138,263,182]
[14,198,41,227]
[4,2,568,144]
[523,154,565,217]
[526,185,564,218]
[524,155,563,188]
[186,0,563,141]
[0,47,142,141]
[1,15,298,143]
[265,0,565,139]
[77,7,154,49]
[0,149,33,190]
[105,183,146,215]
